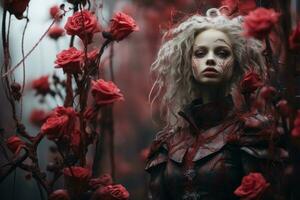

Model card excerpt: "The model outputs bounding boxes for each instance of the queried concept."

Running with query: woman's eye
[215,48,231,59]
[194,49,207,58]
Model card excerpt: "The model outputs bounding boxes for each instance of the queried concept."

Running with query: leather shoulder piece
[240,146,289,161]
[145,149,168,172]
[145,129,174,172]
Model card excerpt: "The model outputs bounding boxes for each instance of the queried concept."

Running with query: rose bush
[108,12,139,42]
[243,8,280,40]
[65,10,100,44]
[55,47,84,74]
[234,172,270,200]
[91,79,124,106]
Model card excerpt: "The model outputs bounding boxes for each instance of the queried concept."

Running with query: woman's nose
[206,51,216,66]
[206,59,216,66]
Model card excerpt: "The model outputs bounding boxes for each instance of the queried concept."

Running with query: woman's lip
[202,71,219,77]
[202,68,219,78]
[203,68,218,73]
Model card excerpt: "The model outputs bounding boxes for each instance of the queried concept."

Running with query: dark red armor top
[146,95,289,200]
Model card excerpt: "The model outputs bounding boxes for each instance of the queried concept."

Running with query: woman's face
[191,29,235,85]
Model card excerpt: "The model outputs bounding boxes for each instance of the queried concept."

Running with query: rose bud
[48,26,65,40]
[49,189,70,200]
[289,22,300,52]
[6,135,25,155]
[276,100,291,118]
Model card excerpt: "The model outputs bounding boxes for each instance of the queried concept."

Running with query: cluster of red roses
[4,5,139,199]
[48,167,129,200]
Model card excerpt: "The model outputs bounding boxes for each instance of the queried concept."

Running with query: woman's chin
[197,77,223,86]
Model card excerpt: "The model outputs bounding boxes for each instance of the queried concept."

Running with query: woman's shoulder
[145,127,191,171]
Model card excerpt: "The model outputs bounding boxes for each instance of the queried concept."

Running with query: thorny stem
[0,150,28,183]
[108,44,116,181]
[20,10,30,120]
[2,20,57,78]
[64,5,79,108]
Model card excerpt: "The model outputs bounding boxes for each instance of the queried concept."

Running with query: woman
[146,8,288,200]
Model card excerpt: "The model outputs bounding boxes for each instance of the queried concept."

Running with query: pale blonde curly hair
[149,8,266,131]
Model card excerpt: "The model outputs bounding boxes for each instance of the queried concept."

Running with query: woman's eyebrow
[193,45,206,49]
[214,39,232,48]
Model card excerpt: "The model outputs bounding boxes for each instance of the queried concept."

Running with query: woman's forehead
[193,29,232,47]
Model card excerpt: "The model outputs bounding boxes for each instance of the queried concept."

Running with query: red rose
[48,26,65,40]
[108,12,139,42]
[259,86,276,101]
[234,172,270,200]
[291,127,300,138]
[6,136,25,155]
[32,75,51,95]
[221,0,256,15]
[89,174,113,190]
[240,70,263,94]
[63,166,91,196]
[91,79,124,106]
[276,100,291,117]
[243,8,280,40]
[289,23,300,52]
[4,0,30,19]
[292,112,300,138]
[49,189,70,200]
[29,109,50,127]
[55,47,84,74]
[294,117,300,127]
[49,5,61,21]
[41,106,77,140]
[92,184,129,200]
[65,10,100,44]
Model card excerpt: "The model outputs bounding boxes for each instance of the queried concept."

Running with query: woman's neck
[197,84,231,104]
